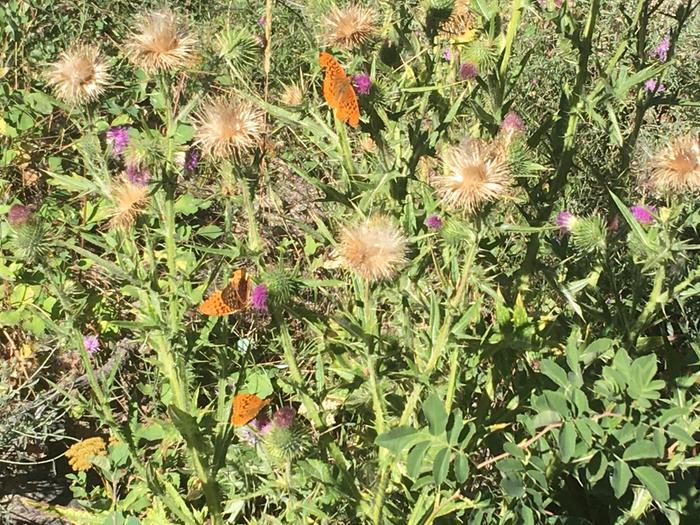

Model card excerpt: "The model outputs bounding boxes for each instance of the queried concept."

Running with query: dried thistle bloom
[337,216,407,282]
[280,83,303,106]
[433,139,511,212]
[46,44,110,104]
[65,437,106,472]
[126,8,198,72]
[108,177,149,229]
[193,96,265,159]
[647,136,700,192]
[321,4,377,50]
[359,136,377,154]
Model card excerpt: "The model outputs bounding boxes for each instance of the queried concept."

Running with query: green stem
[238,170,262,252]
[444,347,460,414]
[499,0,523,79]
[632,266,665,343]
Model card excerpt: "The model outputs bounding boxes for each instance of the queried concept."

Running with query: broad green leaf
[422,393,448,436]
[375,426,420,454]
[633,466,670,502]
[432,447,450,486]
[612,460,632,498]
[623,440,659,461]
[559,422,576,462]
[539,359,569,389]
[454,452,469,483]
[501,476,525,498]
[668,425,696,447]
[407,441,431,478]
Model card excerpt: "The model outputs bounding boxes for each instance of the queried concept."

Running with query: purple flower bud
[500,111,525,134]
[352,73,371,95]
[459,62,478,81]
[83,335,99,355]
[644,79,666,93]
[106,127,129,156]
[652,35,670,62]
[184,149,199,173]
[442,48,452,61]
[8,204,32,227]
[239,414,270,445]
[556,211,577,232]
[251,284,268,311]
[257,16,266,27]
[125,163,151,186]
[272,406,295,429]
[630,205,656,225]
[425,215,443,230]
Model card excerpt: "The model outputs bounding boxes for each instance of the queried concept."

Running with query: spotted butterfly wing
[319,52,359,128]
[198,268,252,316]
[231,393,270,426]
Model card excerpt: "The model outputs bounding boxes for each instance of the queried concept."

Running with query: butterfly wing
[320,51,359,127]
[199,268,252,316]
[231,393,270,426]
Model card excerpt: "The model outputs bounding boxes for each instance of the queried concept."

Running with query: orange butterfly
[231,393,270,426]
[319,51,360,128]
[198,268,252,316]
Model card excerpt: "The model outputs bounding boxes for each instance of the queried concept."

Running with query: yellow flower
[337,216,407,282]
[321,4,377,50]
[647,136,700,192]
[125,8,198,73]
[433,139,511,212]
[65,437,106,472]
[193,96,265,159]
[46,44,110,104]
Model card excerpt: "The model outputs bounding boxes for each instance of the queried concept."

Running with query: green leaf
[623,440,660,461]
[611,460,632,499]
[422,393,448,436]
[559,422,576,462]
[668,425,696,447]
[407,441,431,478]
[375,426,419,454]
[454,452,469,483]
[633,466,670,502]
[540,359,569,389]
[581,338,614,366]
[432,447,450,486]
[501,476,525,498]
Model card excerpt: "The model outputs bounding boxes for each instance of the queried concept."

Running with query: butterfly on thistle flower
[198,268,253,316]
[231,393,270,426]
[319,51,360,128]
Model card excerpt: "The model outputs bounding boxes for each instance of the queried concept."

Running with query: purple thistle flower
[125,163,151,187]
[459,62,478,81]
[106,127,129,156]
[257,16,266,27]
[352,73,371,95]
[630,204,656,225]
[500,111,525,134]
[272,406,295,429]
[184,149,199,173]
[652,35,670,62]
[239,414,270,445]
[8,204,32,227]
[83,334,99,355]
[442,48,452,61]
[556,211,577,233]
[425,215,443,230]
[251,284,268,311]
[644,79,666,93]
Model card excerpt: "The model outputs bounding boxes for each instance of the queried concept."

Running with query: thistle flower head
[125,163,151,187]
[652,35,670,62]
[425,214,443,230]
[251,284,269,312]
[352,73,372,95]
[46,44,110,104]
[433,139,511,212]
[65,437,106,472]
[630,204,656,225]
[261,407,307,464]
[556,211,577,232]
[126,8,198,72]
[193,96,265,159]
[83,334,100,355]
[109,177,149,229]
[459,62,478,80]
[644,79,666,93]
[647,136,700,192]
[500,111,525,134]
[321,4,377,50]
[7,204,32,228]
[337,216,407,282]
[280,83,303,106]
[106,127,129,156]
